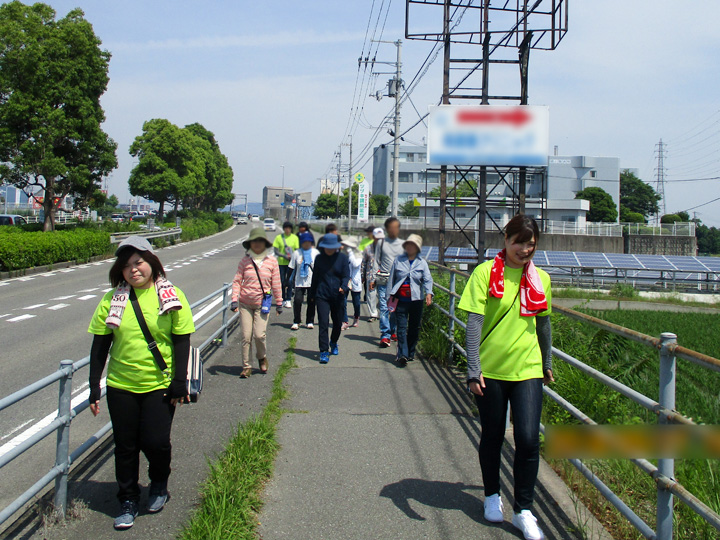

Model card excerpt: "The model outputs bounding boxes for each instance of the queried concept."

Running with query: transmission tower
[654,138,667,220]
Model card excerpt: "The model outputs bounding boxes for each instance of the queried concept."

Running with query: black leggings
[316,296,344,352]
[474,377,543,512]
[107,386,176,503]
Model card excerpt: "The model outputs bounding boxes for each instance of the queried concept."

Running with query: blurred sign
[354,172,365,184]
[427,105,549,167]
[357,180,369,223]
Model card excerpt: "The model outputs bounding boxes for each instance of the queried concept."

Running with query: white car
[263,218,276,231]
[251,215,261,222]
[237,216,248,225]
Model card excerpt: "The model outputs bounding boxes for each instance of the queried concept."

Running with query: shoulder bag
[374,239,390,286]
[251,259,273,314]
[479,287,520,346]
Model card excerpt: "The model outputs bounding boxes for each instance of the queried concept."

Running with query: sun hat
[318,233,342,250]
[243,227,272,250]
[364,225,375,233]
[372,227,385,239]
[115,235,154,256]
[403,234,423,252]
[298,232,314,245]
[341,237,359,250]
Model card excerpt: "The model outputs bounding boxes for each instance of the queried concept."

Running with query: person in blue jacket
[309,233,350,364]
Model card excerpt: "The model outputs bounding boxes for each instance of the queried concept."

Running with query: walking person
[386,234,433,367]
[369,217,404,347]
[273,221,299,308]
[288,231,319,330]
[458,214,553,540]
[309,233,349,364]
[361,227,383,321]
[87,236,195,530]
[340,237,362,329]
[359,224,375,252]
[231,228,283,378]
[297,221,310,235]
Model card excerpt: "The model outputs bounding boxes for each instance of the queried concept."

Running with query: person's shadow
[380,478,485,522]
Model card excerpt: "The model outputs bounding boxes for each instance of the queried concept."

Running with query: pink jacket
[232,254,283,307]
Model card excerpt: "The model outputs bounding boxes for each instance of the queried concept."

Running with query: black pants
[107,386,176,503]
[279,265,293,302]
[343,290,361,322]
[316,296,344,352]
[395,299,423,359]
[473,377,543,513]
[293,287,316,324]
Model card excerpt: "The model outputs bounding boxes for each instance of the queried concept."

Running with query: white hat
[341,237,359,250]
[372,227,385,239]
[403,234,423,252]
[115,235,154,256]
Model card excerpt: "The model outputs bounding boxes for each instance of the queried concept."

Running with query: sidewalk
[259,314,611,540]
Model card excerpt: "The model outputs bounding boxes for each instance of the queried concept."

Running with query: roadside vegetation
[419,269,720,540]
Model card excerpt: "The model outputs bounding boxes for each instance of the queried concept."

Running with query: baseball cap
[372,227,385,239]
[115,235,155,256]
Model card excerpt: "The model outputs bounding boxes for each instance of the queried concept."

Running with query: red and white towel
[488,249,547,316]
[105,277,182,329]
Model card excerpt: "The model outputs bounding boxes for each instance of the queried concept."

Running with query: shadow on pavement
[380,479,485,523]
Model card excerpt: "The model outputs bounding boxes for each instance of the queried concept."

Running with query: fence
[428,261,720,540]
[0,283,236,527]
[109,227,183,244]
[625,222,696,237]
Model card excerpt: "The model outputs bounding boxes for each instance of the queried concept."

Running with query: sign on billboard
[357,178,369,223]
[427,105,549,167]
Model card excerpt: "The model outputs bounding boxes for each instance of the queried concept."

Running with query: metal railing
[0,283,235,527]
[109,227,183,244]
[428,261,720,540]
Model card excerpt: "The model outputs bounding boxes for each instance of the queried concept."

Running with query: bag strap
[250,259,267,296]
[129,287,168,372]
[479,287,520,347]
[375,238,385,269]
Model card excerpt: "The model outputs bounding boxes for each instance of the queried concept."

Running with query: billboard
[427,105,549,167]
[355,173,369,223]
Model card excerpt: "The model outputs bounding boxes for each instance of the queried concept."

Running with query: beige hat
[403,234,423,252]
[341,237,359,250]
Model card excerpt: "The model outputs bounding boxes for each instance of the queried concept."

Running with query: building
[372,145,436,207]
[263,187,311,222]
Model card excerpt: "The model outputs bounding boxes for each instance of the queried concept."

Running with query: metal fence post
[54,360,73,517]
[657,332,677,540]
[448,272,456,365]
[221,283,230,347]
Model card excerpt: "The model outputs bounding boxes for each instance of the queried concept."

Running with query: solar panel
[696,257,720,272]
[666,256,708,272]
[575,252,611,268]
[635,255,676,271]
[605,253,644,269]
[533,251,549,266]
[546,251,579,267]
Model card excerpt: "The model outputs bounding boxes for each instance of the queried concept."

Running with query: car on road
[251,214,260,222]
[109,213,125,223]
[0,214,28,226]
[263,218,276,231]
[237,216,248,225]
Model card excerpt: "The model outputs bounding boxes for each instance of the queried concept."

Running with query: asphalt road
[0,223,263,517]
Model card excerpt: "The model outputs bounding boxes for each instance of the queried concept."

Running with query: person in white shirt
[341,237,363,329]
[362,228,383,321]
[288,232,320,330]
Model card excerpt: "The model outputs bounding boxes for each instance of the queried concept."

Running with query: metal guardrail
[0,283,236,527]
[109,227,182,244]
[428,261,720,540]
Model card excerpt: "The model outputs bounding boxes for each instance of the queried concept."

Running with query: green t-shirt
[88,286,196,393]
[359,237,373,252]
[457,260,552,381]
[273,233,299,265]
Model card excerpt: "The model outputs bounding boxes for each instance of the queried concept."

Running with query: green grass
[178,337,296,540]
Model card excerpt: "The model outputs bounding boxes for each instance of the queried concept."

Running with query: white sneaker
[512,510,544,540]
[291,323,299,330]
[483,493,504,523]
[306,323,314,329]
[284,300,292,309]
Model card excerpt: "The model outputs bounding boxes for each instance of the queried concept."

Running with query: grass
[554,286,720,309]
[418,271,720,540]
[178,337,296,540]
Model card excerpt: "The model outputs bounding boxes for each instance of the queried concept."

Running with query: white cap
[372,227,385,239]
[115,235,154,256]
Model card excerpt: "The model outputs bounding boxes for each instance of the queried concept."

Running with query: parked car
[109,213,125,223]
[263,218,276,231]
[0,214,28,226]
[237,216,248,225]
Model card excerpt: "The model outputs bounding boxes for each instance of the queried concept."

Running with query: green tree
[660,214,682,224]
[369,194,390,215]
[338,183,359,218]
[620,170,660,219]
[183,123,234,211]
[129,119,205,218]
[575,187,618,222]
[0,2,118,231]
[428,177,479,198]
[399,198,419,217]
[313,193,338,219]
[620,205,645,223]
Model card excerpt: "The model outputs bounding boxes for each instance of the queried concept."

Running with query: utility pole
[347,135,353,231]
[438,0,451,265]
[335,148,341,219]
[655,138,667,221]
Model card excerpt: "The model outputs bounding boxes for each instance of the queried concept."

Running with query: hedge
[0,229,112,271]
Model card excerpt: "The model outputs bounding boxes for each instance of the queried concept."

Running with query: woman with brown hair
[87,236,195,530]
[459,214,553,540]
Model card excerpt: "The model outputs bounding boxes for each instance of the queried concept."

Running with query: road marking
[78,287,99,292]
[0,314,11,319]
[37,272,57,277]
[92,262,104,266]
[192,295,225,322]
[59,268,75,273]
[0,282,8,287]
[165,268,174,272]
[16,276,35,281]
[48,303,70,311]
[102,288,113,292]
[77,294,97,301]
[0,419,34,442]
[7,314,36,322]
[24,303,47,310]
[189,259,199,262]
[50,295,76,301]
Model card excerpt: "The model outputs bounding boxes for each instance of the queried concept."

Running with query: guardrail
[428,261,720,540]
[0,283,235,527]
[109,227,182,244]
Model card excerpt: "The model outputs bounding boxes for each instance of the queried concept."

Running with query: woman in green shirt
[458,215,553,540]
[87,236,195,530]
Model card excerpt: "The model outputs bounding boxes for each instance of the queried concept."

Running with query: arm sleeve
[386,260,396,299]
[231,263,243,302]
[422,261,434,295]
[89,333,113,402]
[270,261,283,305]
[171,333,191,381]
[465,312,485,382]
[536,315,553,373]
[309,259,319,298]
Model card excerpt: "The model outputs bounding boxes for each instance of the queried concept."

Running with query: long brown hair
[504,214,540,245]
[109,248,165,287]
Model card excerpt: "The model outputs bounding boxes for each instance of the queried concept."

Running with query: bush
[0,229,112,271]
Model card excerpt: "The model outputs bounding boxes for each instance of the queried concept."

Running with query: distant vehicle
[263,218,276,231]
[251,214,261,222]
[237,216,248,225]
[0,214,28,226]
[110,213,125,223]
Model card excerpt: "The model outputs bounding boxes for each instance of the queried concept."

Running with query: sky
[37,0,720,225]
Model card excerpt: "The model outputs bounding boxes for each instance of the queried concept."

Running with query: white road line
[189,259,199,262]
[0,419,34,442]
[16,277,35,282]
[24,303,47,310]
[182,262,191,266]
[78,287,99,292]
[48,303,70,311]
[59,269,75,273]
[102,288,113,292]
[165,268,174,272]
[77,294,97,301]
[0,282,8,287]
[37,272,57,277]
[192,295,225,322]
[0,314,11,319]
[50,295,76,301]
[7,314,36,322]
[92,262,104,266]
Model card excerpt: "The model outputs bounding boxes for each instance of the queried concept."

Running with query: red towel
[489,249,548,316]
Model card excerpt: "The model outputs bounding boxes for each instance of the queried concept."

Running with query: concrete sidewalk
[258,314,611,540]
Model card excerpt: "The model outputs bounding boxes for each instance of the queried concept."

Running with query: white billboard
[427,105,549,167]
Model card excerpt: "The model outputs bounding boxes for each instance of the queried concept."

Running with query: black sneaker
[114,500,139,530]
[397,356,408,367]
[147,483,170,513]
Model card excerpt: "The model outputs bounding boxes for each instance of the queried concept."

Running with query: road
[0,223,259,516]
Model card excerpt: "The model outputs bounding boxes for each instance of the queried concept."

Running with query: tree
[369,194,390,216]
[661,214,682,224]
[399,198,419,217]
[428,177,478,198]
[575,187,618,222]
[620,170,660,219]
[338,183,359,218]
[313,193,338,219]
[129,119,205,218]
[620,205,645,223]
[183,123,234,211]
[0,2,118,231]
